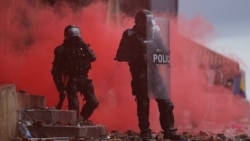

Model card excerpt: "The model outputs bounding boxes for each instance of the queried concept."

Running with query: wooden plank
[0,84,18,141]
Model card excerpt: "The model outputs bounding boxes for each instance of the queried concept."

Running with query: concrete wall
[0,84,18,141]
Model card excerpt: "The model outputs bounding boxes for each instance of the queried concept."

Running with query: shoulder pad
[122,28,136,38]
[54,45,64,55]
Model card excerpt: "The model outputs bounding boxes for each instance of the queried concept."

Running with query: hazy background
[179,0,250,100]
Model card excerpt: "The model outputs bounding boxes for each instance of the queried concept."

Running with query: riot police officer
[51,25,99,124]
[115,9,182,140]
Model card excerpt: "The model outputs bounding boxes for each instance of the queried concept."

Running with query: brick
[18,109,77,124]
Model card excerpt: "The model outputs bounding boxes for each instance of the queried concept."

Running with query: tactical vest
[62,43,91,77]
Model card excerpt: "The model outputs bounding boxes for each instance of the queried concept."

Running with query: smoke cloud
[0,0,249,133]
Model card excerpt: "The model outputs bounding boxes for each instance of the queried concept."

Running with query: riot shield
[146,17,170,100]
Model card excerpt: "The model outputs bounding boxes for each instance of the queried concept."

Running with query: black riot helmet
[64,25,82,39]
[134,9,160,39]
[135,9,153,25]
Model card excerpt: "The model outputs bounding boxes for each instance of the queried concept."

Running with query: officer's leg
[132,79,151,140]
[156,99,182,140]
[136,96,151,139]
[79,79,99,121]
[66,80,79,116]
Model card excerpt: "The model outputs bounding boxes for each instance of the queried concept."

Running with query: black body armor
[52,36,98,119]
[115,9,182,140]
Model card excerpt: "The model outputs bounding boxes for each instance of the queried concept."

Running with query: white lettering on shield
[152,53,170,64]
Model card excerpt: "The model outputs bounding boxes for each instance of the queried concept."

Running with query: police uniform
[51,25,99,122]
[115,10,182,140]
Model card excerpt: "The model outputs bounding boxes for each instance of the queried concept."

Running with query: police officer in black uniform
[51,25,99,124]
[115,9,182,140]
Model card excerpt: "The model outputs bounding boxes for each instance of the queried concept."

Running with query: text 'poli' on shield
[152,53,170,64]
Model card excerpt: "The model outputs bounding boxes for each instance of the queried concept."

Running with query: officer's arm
[85,44,96,62]
[51,46,64,93]
[115,29,133,62]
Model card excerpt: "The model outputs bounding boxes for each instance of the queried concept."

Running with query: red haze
[0,1,249,133]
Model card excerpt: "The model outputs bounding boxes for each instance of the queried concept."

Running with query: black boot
[163,128,183,140]
[140,129,152,141]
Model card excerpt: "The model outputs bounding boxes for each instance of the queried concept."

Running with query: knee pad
[136,97,150,106]
[157,99,174,111]
[85,99,99,109]
[80,99,99,120]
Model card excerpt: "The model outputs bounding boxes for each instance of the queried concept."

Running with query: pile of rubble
[12,129,250,141]
[12,118,250,141]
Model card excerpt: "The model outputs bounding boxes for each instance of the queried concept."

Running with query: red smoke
[170,17,249,133]
[0,0,249,133]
